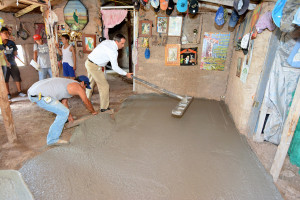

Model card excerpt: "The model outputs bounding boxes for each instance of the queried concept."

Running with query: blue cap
[215,6,225,26]
[177,0,188,13]
[272,0,287,28]
[229,10,240,28]
[77,75,91,89]
[145,47,150,59]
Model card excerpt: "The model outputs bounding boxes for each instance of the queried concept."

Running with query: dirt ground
[0,74,300,199]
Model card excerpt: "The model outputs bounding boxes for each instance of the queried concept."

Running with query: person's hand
[91,111,98,115]
[6,62,11,68]
[126,73,133,79]
[73,65,76,70]
[55,42,59,49]
[68,115,74,123]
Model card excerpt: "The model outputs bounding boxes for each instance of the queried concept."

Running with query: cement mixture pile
[20,95,283,200]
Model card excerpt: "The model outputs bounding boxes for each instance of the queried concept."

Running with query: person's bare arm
[61,99,74,122]
[70,45,76,70]
[67,82,97,115]
[33,50,38,62]
[55,43,62,55]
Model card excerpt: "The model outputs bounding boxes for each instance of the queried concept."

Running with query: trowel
[132,76,193,117]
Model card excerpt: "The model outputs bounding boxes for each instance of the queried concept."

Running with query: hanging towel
[101,10,128,39]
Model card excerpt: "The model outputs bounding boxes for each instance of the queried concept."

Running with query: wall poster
[180,47,197,66]
[200,32,230,71]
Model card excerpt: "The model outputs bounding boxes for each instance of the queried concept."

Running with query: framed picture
[63,0,89,31]
[57,24,66,32]
[77,41,83,47]
[165,44,181,66]
[141,37,149,48]
[168,16,183,37]
[156,17,168,34]
[139,20,152,37]
[180,47,198,66]
[58,40,63,48]
[82,34,96,53]
[34,23,47,43]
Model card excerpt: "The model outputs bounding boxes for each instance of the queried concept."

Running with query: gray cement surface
[20,94,283,200]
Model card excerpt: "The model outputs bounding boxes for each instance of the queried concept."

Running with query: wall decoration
[180,48,197,66]
[157,17,168,34]
[58,40,63,48]
[165,44,181,66]
[168,16,183,37]
[139,20,152,37]
[141,37,149,48]
[200,32,230,71]
[57,24,66,32]
[34,23,47,43]
[82,34,96,53]
[76,41,83,47]
[64,0,89,31]
[236,57,243,77]
[240,40,254,83]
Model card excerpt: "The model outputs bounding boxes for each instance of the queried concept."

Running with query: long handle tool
[132,76,193,117]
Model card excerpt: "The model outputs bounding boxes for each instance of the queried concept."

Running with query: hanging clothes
[101,10,128,39]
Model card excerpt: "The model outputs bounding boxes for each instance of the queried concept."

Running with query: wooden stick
[0,64,17,143]
[270,79,300,182]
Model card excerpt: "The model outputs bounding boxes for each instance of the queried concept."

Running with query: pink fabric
[101,10,128,39]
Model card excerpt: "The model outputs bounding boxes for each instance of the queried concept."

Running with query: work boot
[100,107,114,114]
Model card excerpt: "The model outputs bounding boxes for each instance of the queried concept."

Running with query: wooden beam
[14,4,39,18]
[19,0,47,6]
[270,79,300,182]
[0,63,17,143]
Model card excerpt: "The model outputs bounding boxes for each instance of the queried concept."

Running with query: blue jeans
[39,68,52,80]
[29,96,69,145]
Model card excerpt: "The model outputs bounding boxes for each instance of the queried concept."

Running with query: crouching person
[27,76,98,146]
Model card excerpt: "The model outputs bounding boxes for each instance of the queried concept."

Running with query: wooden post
[41,5,59,77]
[270,79,300,182]
[127,12,132,73]
[0,65,17,143]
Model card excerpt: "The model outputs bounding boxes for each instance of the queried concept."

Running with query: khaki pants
[85,59,109,109]
[86,71,95,100]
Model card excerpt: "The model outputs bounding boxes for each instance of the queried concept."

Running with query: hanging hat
[140,0,146,6]
[150,0,159,8]
[154,3,160,12]
[255,11,276,33]
[229,10,240,28]
[272,0,287,28]
[177,0,187,13]
[33,34,42,41]
[189,0,198,14]
[133,0,140,10]
[160,0,168,10]
[215,6,225,25]
[145,47,150,59]
[233,0,250,15]
[166,0,175,15]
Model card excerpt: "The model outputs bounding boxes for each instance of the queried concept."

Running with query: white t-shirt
[88,40,127,76]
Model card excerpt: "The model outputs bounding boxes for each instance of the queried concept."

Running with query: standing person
[86,36,106,100]
[33,34,52,80]
[85,33,133,113]
[0,27,11,79]
[56,34,76,79]
[2,27,26,99]
[27,76,98,146]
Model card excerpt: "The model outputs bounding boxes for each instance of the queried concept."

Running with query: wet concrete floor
[20,95,283,200]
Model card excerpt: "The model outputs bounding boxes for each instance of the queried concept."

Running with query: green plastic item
[288,91,300,173]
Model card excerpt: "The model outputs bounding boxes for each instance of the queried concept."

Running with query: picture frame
[165,44,181,66]
[168,16,183,37]
[180,47,198,66]
[63,0,89,31]
[57,24,66,32]
[156,16,168,34]
[76,41,83,47]
[139,20,152,37]
[82,34,96,53]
